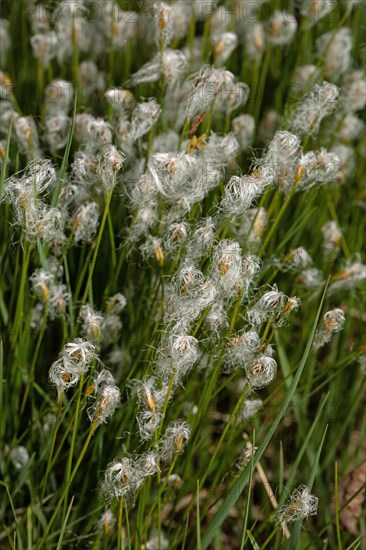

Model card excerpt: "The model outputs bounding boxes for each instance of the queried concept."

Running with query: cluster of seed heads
[1,0,365,539]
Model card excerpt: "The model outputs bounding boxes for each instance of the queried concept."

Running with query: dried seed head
[341,70,366,113]
[98,509,116,535]
[45,79,73,115]
[296,268,324,288]
[10,446,30,470]
[105,293,127,314]
[105,88,136,114]
[289,81,339,137]
[329,262,366,294]
[301,0,335,27]
[246,356,277,389]
[232,114,255,151]
[276,485,318,527]
[80,304,104,342]
[266,11,297,46]
[131,99,161,141]
[213,32,238,65]
[238,399,263,422]
[159,420,191,462]
[100,457,143,501]
[322,220,341,256]
[317,28,352,82]
[30,32,57,68]
[87,385,121,427]
[281,247,313,272]
[225,330,261,372]
[72,202,100,244]
[247,287,285,326]
[313,308,345,349]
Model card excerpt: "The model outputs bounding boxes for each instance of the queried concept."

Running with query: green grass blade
[196,479,202,550]
[56,496,75,550]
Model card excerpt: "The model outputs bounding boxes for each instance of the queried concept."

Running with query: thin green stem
[79,189,114,308]
[37,419,98,549]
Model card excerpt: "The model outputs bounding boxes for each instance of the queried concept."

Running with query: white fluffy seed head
[187,218,216,259]
[105,293,127,314]
[159,420,191,462]
[44,79,73,115]
[281,247,313,272]
[80,304,104,342]
[105,88,136,113]
[225,330,261,372]
[238,399,263,422]
[266,11,297,46]
[44,115,71,151]
[313,308,345,349]
[296,268,324,288]
[289,81,339,137]
[317,28,353,82]
[341,70,366,113]
[100,457,142,501]
[10,446,30,470]
[131,99,161,141]
[322,220,341,255]
[247,288,285,326]
[30,32,57,68]
[154,2,175,49]
[221,175,261,217]
[72,202,100,244]
[98,508,116,535]
[301,0,335,28]
[232,114,255,151]
[213,32,238,65]
[87,385,121,427]
[295,148,340,192]
[14,116,41,160]
[276,485,318,527]
[246,356,277,389]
